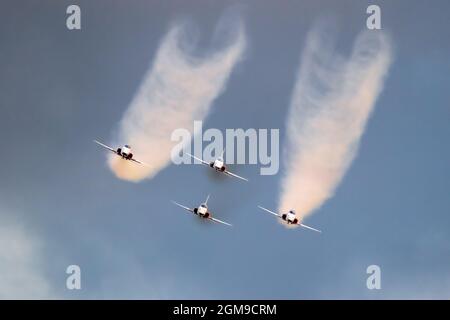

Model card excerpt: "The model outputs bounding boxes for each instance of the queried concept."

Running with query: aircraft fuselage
[210,158,226,172]
[117,145,133,160]
[281,211,299,225]
[193,204,210,218]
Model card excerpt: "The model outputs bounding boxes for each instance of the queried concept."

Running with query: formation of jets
[94,140,321,233]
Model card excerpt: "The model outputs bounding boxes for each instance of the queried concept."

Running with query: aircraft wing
[186,153,210,166]
[130,158,150,167]
[224,170,249,182]
[257,206,281,218]
[94,140,117,154]
[171,201,194,213]
[209,216,232,227]
[299,223,322,233]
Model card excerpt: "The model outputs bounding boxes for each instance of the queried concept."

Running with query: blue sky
[0,0,449,299]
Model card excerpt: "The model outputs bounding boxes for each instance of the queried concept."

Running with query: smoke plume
[279,26,392,218]
[109,16,246,181]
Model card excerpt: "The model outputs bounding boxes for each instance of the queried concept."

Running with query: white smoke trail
[109,16,246,181]
[279,26,392,218]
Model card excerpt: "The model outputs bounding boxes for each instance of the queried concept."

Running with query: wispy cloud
[109,14,246,182]
[279,25,392,218]
[0,215,53,299]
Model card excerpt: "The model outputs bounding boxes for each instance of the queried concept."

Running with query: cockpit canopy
[124,145,130,148]
[200,204,207,208]
[289,210,296,214]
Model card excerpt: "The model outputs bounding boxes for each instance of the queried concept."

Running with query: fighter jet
[172,195,232,227]
[186,150,248,182]
[94,140,148,166]
[258,206,321,233]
